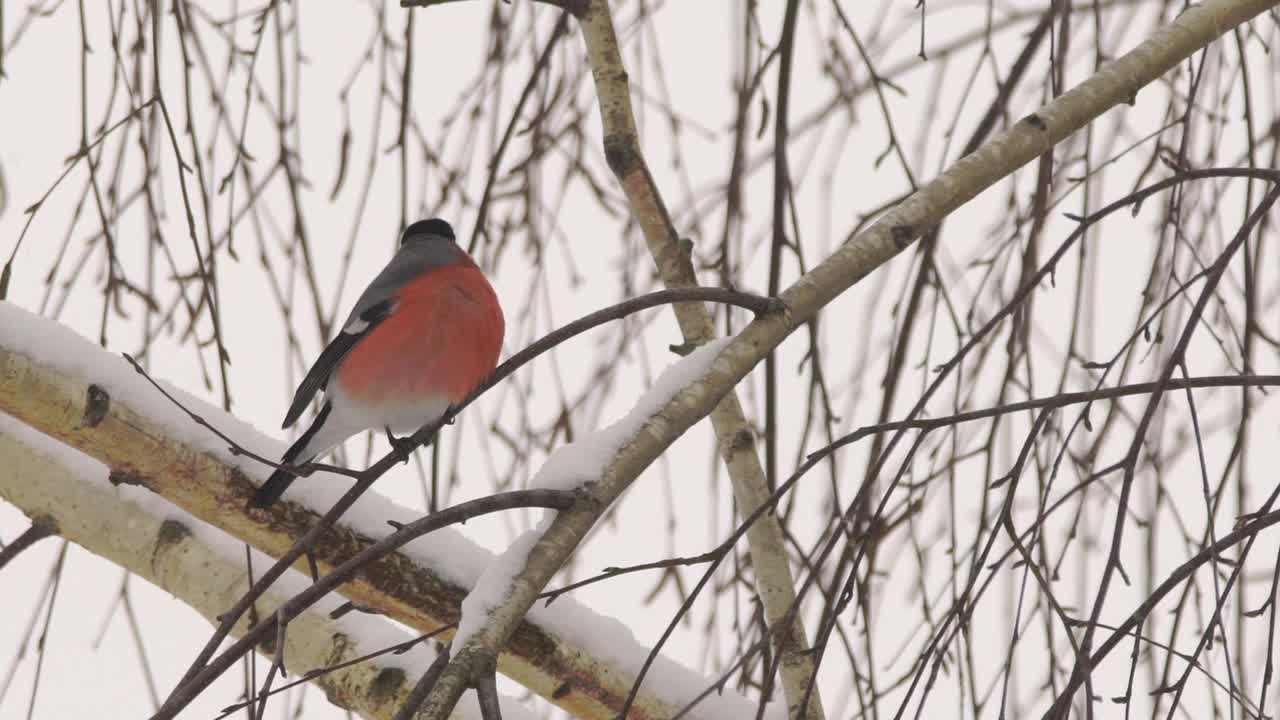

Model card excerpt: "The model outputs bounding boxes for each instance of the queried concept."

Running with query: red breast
[334,264,504,404]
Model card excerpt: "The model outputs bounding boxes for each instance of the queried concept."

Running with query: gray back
[341,235,466,330]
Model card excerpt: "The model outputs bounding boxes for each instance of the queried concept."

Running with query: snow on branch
[446,342,779,718]
[418,339,791,718]
[0,413,538,719]
[0,301,775,719]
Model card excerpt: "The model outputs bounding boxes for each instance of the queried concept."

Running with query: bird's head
[400,218,456,245]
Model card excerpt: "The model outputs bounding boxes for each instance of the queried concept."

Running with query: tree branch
[0,299,762,720]
[403,0,1280,716]
[0,423,466,720]
[574,1,826,716]
[0,514,57,571]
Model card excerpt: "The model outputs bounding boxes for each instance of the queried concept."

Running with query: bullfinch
[249,218,504,508]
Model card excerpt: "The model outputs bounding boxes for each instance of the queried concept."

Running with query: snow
[2,302,780,718]
[530,338,731,492]
[528,593,784,719]
[0,410,538,720]
[454,337,782,717]
[452,524,545,651]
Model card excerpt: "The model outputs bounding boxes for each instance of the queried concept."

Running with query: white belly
[327,382,452,435]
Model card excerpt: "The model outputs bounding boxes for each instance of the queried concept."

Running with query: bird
[249,218,504,508]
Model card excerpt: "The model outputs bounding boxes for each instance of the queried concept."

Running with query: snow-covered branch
[0,302,769,719]
[0,414,541,720]
[573,1,825,716]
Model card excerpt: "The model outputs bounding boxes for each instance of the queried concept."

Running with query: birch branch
[403,0,1280,716]
[0,301,735,720]
[0,420,482,720]
[574,1,824,716]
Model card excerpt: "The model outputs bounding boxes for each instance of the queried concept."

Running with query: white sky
[2,1,1278,718]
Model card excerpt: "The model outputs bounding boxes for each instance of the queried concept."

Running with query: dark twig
[392,647,451,720]
[1051,182,1280,717]
[251,609,289,719]
[213,627,454,719]
[473,654,503,720]
[0,518,58,572]
[121,353,332,478]
[827,374,1279,450]
[152,490,576,720]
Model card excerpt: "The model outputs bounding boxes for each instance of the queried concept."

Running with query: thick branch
[0,300,739,720]
[575,1,826,716]
[156,490,578,717]
[0,424,449,720]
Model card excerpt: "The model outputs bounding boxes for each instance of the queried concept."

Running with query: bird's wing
[281,233,466,429]
[281,298,394,428]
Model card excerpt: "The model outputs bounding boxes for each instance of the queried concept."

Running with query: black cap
[401,218,456,244]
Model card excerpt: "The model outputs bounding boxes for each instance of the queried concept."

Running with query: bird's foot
[285,461,315,478]
[385,428,416,464]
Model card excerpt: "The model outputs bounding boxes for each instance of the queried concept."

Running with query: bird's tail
[250,466,302,508]
[249,402,332,509]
